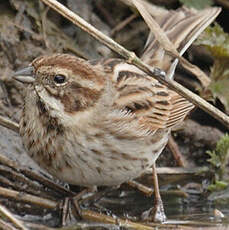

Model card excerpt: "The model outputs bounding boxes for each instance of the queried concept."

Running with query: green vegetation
[206,134,229,191]
[196,24,229,114]
[179,0,213,9]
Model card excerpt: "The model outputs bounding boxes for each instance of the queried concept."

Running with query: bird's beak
[12,66,35,83]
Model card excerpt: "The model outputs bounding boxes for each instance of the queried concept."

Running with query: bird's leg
[152,163,166,222]
[60,186,120,226]
[60,187,97,226]
[60,196,76,226]
[142,163,166,223]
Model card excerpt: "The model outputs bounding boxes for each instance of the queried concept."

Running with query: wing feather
[106,61,193,131]
[100,6,219,132]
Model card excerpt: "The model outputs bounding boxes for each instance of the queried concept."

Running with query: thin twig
[0,204,28,230]
[0,164,47,195]
[111,13,138,36]
[24,223,55,230]
[40,0,139,63]
[82,210,162,229]
[81,210,220,229]
[27,222,119,230]
[39,0,229,129]
[0,153,74,197]
[162,189,188,198]
[94,1,116,27]
[0,115,19,133]
[119,0,168,16]
[215,0,229,10]
[0,186,57,209]
[127,180,153,196]
[0,219,18,230]
[149,166,209,175]
[167,136,188,167]
[41,5,51,49]
[0,153,19,168]
[131,0,216,87]
[20,167,75,197]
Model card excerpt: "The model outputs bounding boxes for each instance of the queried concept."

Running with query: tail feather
[141,7,221,75]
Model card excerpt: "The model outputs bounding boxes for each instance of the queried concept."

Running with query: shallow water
[95,183,229,229]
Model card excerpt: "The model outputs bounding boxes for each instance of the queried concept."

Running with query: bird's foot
[142,198,166,223]
[59,187,97,226]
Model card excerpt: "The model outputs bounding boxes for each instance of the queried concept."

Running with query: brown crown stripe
[32,54,104,84]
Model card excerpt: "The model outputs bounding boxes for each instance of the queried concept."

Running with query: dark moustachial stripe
[36,99,65,135]
[37,99,47,114]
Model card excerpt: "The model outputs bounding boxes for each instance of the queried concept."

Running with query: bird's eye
[53,75,66,84]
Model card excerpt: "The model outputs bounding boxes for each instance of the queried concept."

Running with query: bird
[12,5,220,223]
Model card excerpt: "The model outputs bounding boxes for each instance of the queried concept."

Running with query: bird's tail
[140,6,221,77]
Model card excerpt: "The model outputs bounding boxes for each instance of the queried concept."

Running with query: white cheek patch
[34,85,91,128]
[35,85,65,115]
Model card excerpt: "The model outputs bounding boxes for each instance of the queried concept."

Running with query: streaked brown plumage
[13,5,220,220]
[19,54,189,186]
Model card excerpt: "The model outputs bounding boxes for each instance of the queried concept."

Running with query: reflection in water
[95,186,229,228]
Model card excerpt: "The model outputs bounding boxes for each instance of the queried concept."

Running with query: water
[95,182,229,229]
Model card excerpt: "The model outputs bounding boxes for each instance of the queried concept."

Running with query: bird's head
[13,54,106,117]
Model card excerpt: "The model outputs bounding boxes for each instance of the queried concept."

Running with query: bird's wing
[102,60,194,131]
[101,6,220,131]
